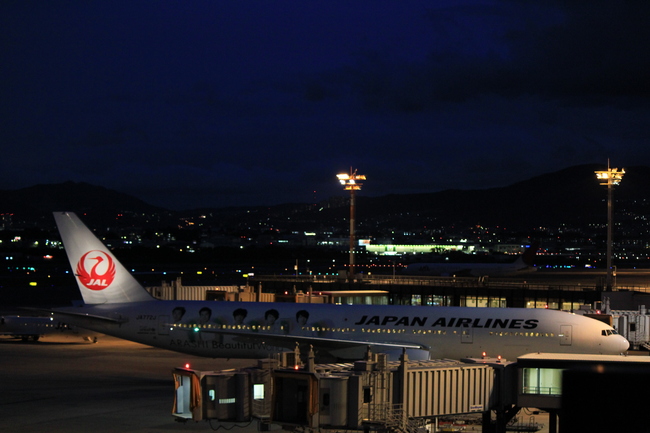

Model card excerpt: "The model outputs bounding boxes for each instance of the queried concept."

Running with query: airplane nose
[619,336,630,353]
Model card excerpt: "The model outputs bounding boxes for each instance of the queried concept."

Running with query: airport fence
[252,274,650,293]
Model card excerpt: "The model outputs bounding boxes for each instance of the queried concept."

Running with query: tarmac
[1,333,565,433]
[1,334,276,433]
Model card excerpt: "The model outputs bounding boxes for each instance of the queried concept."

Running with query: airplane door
[158,315,170,336]
[461,328,473,344]
[560,325,572,346]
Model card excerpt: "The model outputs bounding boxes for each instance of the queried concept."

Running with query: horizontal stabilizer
[49,309,128,325]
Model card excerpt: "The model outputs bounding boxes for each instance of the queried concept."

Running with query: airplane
[402,243,539,277]
[47,212,628,362]
[0,315,98,342]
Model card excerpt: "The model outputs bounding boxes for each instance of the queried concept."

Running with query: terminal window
[253,384,264,400]
[461,296,506,308]
[522,367,563,396]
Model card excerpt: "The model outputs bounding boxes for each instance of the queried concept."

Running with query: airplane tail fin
[54,212,155,304]
[521,241,540,266]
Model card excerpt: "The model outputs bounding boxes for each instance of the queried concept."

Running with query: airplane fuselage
[54,301,628,361]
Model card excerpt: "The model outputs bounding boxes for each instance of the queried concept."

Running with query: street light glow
[595,168,625,185]
[337,171,366,190]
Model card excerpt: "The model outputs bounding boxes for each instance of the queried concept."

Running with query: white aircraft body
[0,315,97,342]
[403,245,538,277]
[49,212,628,361]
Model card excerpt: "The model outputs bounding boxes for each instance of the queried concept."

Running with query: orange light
[497,355,502,363]
[185,363,190,369]
[482,352,487,358]
[294,365,299,370]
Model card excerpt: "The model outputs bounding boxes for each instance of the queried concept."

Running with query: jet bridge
[172,359,275,422]
[171,348,509,432]
[172,349,650,433]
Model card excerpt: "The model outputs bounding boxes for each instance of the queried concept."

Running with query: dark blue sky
[1,1,649,210]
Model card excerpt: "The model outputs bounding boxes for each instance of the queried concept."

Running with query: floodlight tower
[595,162,625,290]
[337,168,366,281]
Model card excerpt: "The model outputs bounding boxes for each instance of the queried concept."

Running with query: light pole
[595,163,624,290]
[337,168,366,281]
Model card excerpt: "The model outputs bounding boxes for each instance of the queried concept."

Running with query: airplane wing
[49,309,128,325]
[22,304,127,325]
[176,325,427,352]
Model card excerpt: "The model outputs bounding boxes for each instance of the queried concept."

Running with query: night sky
[1,1,649,210]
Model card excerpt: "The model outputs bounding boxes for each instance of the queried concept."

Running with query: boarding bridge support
[460,358,519,433]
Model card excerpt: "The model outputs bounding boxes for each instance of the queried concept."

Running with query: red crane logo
[76,250,116,290]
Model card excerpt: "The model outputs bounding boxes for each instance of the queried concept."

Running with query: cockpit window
[601,329,617,336]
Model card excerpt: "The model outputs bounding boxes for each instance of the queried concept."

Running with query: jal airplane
[48,212,628,362]
[403,244,539,277]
